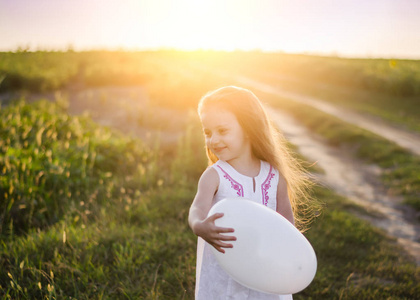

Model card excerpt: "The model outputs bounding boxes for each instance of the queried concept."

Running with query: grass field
[1,51,419,299]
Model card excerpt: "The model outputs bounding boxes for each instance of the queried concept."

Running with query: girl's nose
[210,134,220,145]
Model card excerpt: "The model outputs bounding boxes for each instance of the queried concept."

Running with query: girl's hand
[188,168,235,253]
[195,213,236,253]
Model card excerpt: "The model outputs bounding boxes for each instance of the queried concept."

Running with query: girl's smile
[212,146,227,153]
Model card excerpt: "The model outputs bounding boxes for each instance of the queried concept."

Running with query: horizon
[2,48,419,61]
[1,0,420,60]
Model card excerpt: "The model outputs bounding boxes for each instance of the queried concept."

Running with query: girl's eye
[218,128,227,134]
[204,130,211,137]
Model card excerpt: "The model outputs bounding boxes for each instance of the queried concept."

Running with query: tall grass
[0,99,168,236]
[0,52,79,92]
[0,97,205,299]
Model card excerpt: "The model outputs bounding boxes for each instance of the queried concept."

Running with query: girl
[188,86,312,300]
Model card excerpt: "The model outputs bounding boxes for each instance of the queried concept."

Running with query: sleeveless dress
[195,160,293,300]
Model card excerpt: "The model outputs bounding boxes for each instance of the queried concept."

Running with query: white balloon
[208,197,317,295]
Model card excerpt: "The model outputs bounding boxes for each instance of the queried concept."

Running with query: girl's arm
[276,173,295,225]
[188,167,236,253]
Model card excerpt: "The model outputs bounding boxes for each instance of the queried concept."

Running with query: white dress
[195,160,293,300]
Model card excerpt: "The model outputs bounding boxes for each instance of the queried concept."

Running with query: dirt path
[236,76,420,156]
[267,107,420,265]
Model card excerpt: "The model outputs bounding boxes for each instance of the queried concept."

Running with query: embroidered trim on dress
[261,165,275,206]
[217,165,244,197]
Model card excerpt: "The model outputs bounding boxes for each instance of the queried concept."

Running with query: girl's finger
[214,240,234,249]
[218,233,237,241]
[215,247,225,254]
[210,242,225,253]
[216,226,235,233]
[209,212,224,221]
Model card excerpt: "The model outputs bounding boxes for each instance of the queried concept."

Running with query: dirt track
[267,107,420,265]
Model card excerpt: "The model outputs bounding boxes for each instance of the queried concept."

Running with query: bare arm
[276,173,295,225]
[188,167,236,253]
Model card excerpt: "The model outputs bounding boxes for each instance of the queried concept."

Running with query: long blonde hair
[198,86,314,228]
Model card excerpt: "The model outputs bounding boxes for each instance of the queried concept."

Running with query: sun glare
[142,0,256,51]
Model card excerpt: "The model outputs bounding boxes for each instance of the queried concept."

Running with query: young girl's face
[200,107,252,164]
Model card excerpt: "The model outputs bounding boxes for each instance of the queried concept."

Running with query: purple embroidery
[261,166,275,206]
[217,165,244,197]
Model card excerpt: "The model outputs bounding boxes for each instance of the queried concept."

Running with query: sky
[0,0,419,58]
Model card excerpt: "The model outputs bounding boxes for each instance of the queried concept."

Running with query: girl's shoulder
[197,166,219,193]
[201,165,219,179]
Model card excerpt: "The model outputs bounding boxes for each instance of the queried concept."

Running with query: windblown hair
[198,86,315,229]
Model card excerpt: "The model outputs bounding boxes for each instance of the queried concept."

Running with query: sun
[138,0,256,51]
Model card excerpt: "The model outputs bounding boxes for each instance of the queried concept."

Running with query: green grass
[1,186,198,299]
[0,99,165,235]
[298,187,419,299]
[0,52,80,92]
[1,99,419,299]
[0,98,203,299]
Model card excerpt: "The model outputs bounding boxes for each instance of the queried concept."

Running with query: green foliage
[0,98,203,299]
[0,52,79,92]
[0,186,197,299]
[0,99,160,235]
